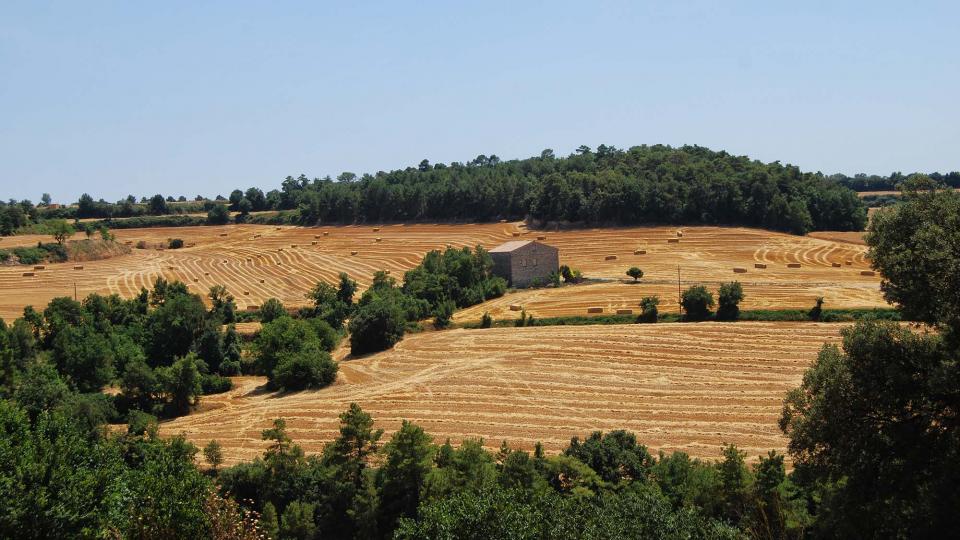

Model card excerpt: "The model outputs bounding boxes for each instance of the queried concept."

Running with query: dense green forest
[2,145,885,236]
[1,178,958,538]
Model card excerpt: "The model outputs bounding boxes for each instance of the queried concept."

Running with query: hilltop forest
[2,145,874,236]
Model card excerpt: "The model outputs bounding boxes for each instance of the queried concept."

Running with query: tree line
[3,144,883,236]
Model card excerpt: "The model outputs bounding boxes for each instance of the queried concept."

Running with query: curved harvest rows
[162,322,846,466]
[0,223,882,322]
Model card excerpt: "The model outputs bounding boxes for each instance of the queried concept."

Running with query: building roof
[489,239,557,253]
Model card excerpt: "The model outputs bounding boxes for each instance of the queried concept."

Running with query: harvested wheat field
[162,322,845,466]
[0,223,883,321]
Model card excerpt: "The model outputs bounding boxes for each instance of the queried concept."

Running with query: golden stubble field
[162,322,847,466]
[0,222,883,322]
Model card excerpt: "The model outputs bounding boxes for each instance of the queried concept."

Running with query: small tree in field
[638,296,659,323]
[203,440,223,473]
[681,285,714,321]
[716,281,745,321]
[626,267,644,282]
[808,297,824,321]
[47,220,75,245]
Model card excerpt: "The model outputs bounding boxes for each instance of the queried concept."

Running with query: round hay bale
[373,227,381,232]
[667,238,680,244]
[587,307,603,314]
[33,265,45,270]
[259,279,265,283]
[831,262,842,268]
[73,265,83,270]
[860,270,876,276]
[634,249,646,255]
[376,238,382,242]
[733,267,747,273]
[754,263,767,269]
[512,232,521,237]
[219,233,228,237]
[311,241,318,245]
[351,250,358,256]
[21,272,34,277]
[323,232,329,236]
[509,304,523,311]
[676,230,683,237]
[787,263,801,268]
[604,255,618,261]
[537,236,547,240]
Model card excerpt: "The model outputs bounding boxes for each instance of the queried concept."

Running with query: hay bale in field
[73,265,83,270]
[509,304,523,311]
[314,235,320,239]
[845,260,853,265]
[22,272,34,277]
[604,255,618,261]
[616,308,633,315]
[219,233,227,237]
[290,244,297,248]
[275,227,282,230]
[246,258,252,262]
[243,291,250,295]
[247,305,259,311]
[259,279,265,283]
[512,232,521,237]
[33,265,45,270]
[587,307,603,314]
[193,277,200,282]
[373,227,381,232]
[676,230,683,237]
[860,270,876,276]
[124,240,133,245]
[754,263,767,269]
[832,262,842,268]
[376,237,382,242]
[351,250,358,255]
[634,249,646,255]
[667,238,680,244]
[311,241,317,245]
[204,272,210,276]
[537,235,546,240]
[787,263,801,268]
[323,232,329,236]
[733,267,747,273]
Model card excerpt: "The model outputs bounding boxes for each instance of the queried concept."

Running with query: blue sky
[1,1,957,203]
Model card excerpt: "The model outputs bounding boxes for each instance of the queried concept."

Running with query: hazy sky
[1,1,957,203]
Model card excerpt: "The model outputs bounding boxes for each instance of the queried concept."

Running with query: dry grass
[161,322,847,466]
[0,223,884,321]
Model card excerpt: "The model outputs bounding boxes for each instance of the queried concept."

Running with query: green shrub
[218,360,242,376]
[12,246,46,265]
[168,238,184,249]
[480,312,492,328]
[349,298,406,355]
[433,300,455,329]
[638,296,660,323]
[200,374,233,395]
[272,346,338,390]
[681,285,714,321]
[716,282,744,321]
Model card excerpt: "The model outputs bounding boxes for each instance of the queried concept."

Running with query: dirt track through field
[162,322,845,465]
[0,223,884,322]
